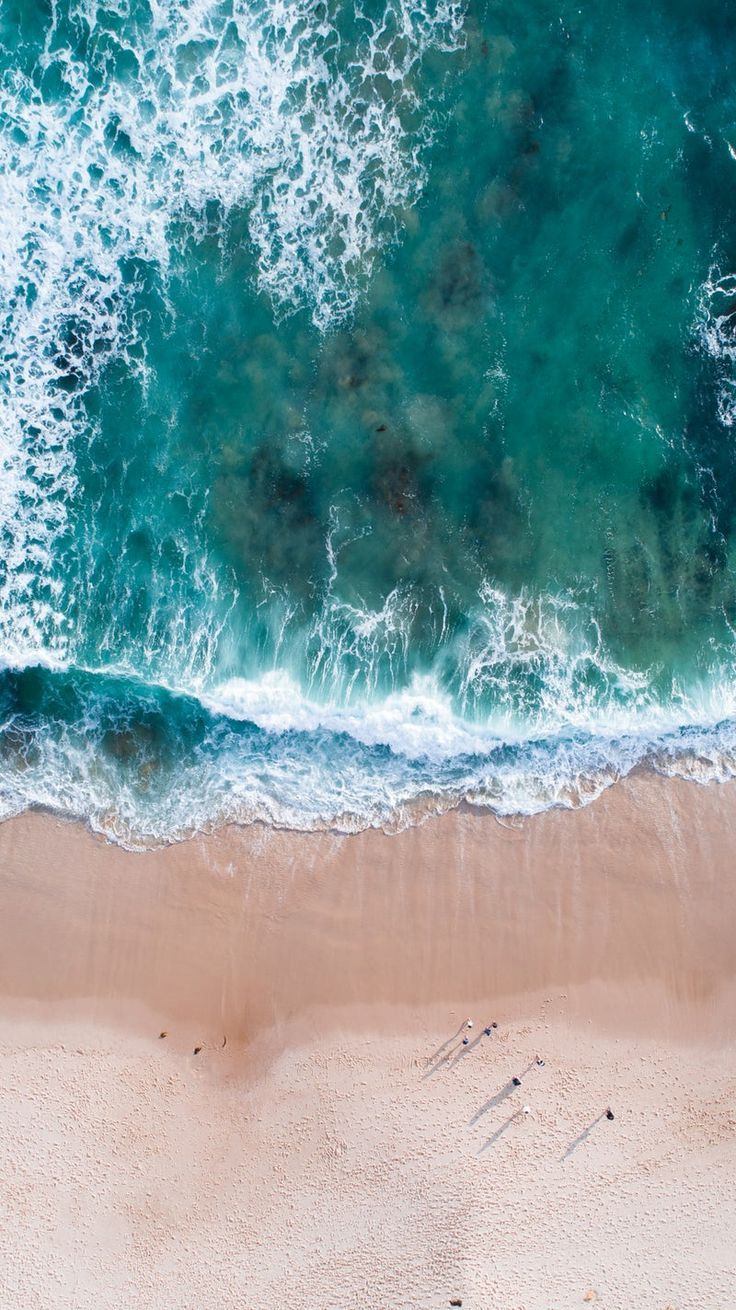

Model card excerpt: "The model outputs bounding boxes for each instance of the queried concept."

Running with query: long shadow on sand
[468,1058,541,1124]
[448,1032,486,1067]
[423,1026,491,1079]
[478,1112,517,1153]
[561,1113,607,1160]
[423,1024,466,1076]
[468,1081,516,1123]
[424,1024,504,1079]
[421,1021,460,1063]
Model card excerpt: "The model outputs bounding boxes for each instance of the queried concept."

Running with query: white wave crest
[5,567,736,846]
[5,663,736,850]
[204,577,736,758]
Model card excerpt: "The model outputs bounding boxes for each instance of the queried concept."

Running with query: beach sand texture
[1,774,735,1308]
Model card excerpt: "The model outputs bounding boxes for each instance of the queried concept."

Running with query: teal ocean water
[1,0,735,845]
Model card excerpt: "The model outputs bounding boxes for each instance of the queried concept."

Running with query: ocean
[1,0,735,846]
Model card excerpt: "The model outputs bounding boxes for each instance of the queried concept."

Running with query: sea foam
[0,0,464,667]
[698,268,736,427]
[4,657,736,850]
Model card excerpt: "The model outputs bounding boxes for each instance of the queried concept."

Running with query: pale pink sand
[1,1002,733,1309]
[0,774,735,1307]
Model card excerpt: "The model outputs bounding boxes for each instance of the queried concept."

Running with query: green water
[1,0,735,843]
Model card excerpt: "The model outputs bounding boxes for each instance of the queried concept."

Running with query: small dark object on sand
[193,1046,202,1055]
[450,1300,463,1307]
[512,1076,522,1086]
[159,1031,167,1039]
[606,1109,614,1121]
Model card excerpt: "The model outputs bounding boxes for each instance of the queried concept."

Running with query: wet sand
[0,774,735,1307]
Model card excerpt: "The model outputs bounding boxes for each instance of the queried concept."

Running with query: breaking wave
[4,574,736,847]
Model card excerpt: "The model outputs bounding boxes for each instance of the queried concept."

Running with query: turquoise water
[1,0,736,844]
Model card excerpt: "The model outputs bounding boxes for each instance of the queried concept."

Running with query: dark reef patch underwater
[1,0,736,844]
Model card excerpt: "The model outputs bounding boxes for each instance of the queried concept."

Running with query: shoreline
[1,772,735,1307]
[2,772,736,1040]
[9,653,736,850]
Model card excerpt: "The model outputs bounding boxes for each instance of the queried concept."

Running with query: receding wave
[4,633,736,848]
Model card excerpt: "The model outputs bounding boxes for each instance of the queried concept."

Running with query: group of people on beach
[453,1018,614,1122]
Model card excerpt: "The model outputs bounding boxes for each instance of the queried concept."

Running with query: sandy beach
[1,774,735,1308]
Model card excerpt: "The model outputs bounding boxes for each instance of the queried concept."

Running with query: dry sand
[0,774,735,1308]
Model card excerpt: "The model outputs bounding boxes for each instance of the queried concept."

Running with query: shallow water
[1,0,735,844]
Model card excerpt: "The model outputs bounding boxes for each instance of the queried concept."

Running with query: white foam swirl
[0,0,464,666]
[697,267,736,426]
